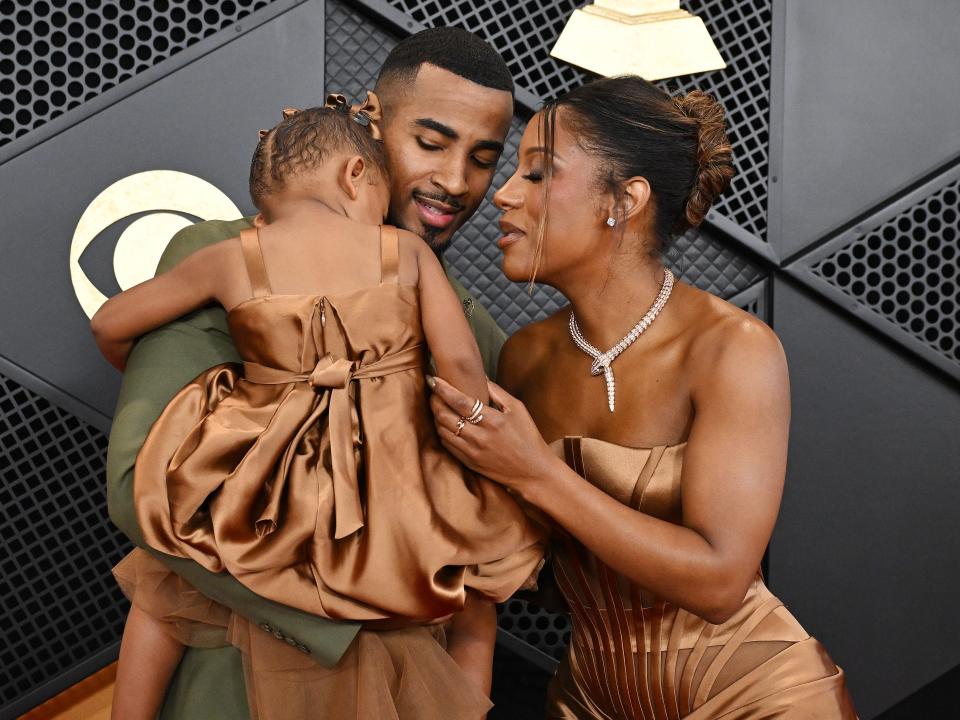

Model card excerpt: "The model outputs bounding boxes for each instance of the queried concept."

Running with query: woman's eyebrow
[525,146,564,161]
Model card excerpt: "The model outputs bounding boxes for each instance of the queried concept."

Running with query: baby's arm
[447,591,497,699]
[410,233,489,405]
[90,241,227,370]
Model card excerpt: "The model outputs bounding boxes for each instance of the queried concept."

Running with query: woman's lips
[497,220,525,250]
[497,231,524,250]
[414,197,458,229]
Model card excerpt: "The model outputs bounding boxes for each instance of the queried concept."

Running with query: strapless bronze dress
[545,437,857,719]
[114,226,544,719]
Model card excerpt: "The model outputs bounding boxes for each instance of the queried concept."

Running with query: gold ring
[466,399,483,423]
[455,417,466,437]
[467,412,483,425]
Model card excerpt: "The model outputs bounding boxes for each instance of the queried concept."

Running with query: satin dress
[545,437,857,719]
[115,225,544,719]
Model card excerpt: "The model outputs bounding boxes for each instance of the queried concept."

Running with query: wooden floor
[19,663,115,720]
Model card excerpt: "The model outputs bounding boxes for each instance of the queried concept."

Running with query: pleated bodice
[546,436,856,719]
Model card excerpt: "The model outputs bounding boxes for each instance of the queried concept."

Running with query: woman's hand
[427,376,560,495]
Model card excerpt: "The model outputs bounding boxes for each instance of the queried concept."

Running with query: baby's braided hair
[249,102,387,211]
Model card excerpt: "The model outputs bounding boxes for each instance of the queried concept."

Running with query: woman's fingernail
[425,375,436,389]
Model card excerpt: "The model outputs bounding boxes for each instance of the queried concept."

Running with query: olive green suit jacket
[106,217,506,719]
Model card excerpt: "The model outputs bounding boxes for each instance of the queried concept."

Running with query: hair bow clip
[324,93,351,114]
[257,128,269,140]
[281,107,300,120]
[349,90,383,141]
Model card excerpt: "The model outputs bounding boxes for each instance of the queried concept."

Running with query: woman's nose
[493,173,520,210]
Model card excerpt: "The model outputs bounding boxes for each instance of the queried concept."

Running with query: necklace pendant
[603,365,615,413]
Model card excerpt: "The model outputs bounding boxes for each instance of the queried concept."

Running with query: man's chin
[391,213,457,253]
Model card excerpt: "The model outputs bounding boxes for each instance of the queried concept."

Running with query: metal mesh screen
[812,176,959,369]
[382,0,773,243]
[327,0,765,336]
[0,373,130,709]
[0,0,277,149]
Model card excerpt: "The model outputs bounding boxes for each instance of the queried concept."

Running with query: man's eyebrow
[413,119,504,154]
[414,118,458,140]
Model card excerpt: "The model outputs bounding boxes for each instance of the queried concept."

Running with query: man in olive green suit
[107,27,518,718]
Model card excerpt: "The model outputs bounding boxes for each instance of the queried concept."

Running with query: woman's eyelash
[522,172,543,182]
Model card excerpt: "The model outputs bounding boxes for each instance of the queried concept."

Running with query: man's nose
[431,155,469,198]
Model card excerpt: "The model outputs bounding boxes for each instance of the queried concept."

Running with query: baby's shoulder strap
[239,226,271,297]
[379,224,400,285]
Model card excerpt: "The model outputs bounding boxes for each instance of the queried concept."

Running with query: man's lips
[497,219,525,250]
[414,196,461,230]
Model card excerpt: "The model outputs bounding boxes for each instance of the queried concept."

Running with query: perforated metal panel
[0,372,130,709]
[794,163,960,379]
[327,0,766,337]
[0,0,278,148]
[382,0,773,244]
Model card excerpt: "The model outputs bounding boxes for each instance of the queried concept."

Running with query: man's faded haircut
[374,27,514,109]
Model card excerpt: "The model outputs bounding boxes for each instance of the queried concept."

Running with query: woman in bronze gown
[428,76,858,719]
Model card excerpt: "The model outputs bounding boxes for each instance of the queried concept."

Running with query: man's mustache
[411,190,465,212]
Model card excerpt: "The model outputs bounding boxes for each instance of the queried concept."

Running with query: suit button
[296,643,310,655]
[285,636,298,646]
[259,623,274,633]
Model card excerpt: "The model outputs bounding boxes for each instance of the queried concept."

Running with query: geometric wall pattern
[809,172,959,370]
[0,0,278,148]
[0,372,130,710]
[329,0,769,337]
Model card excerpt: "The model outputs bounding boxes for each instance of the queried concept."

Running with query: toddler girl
[92,98,544,720]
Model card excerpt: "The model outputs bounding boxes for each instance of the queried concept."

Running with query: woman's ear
[338,155,367,200]
[620,176,652,222]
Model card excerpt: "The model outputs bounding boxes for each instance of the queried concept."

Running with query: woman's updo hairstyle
[249,104,388,212]
[539,75,734,255]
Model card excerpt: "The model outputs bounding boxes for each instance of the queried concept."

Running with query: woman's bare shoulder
[680,285,787,392]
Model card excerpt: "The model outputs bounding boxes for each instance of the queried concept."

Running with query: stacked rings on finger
[455,418,466,437]
[466,399,484,425]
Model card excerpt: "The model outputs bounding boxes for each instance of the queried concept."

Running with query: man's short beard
[419,225,454,254]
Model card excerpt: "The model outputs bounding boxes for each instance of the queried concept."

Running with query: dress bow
[241,298,423,541]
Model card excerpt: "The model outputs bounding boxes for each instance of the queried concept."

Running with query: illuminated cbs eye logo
[70,170,242,318]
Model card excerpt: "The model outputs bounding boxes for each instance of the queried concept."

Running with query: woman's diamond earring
[606,217,616,227]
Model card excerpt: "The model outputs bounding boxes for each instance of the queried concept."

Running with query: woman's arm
[90,240,230,370]
[429,318,789,624]
[410,231,489,405]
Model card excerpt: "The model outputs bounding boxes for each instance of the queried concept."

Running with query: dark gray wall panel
[0,0,285,150]
[0,0,326,418]
[776,0,960,259]
[770,278,960,719]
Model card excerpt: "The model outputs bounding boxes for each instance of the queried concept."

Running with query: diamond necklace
[568,268,675,413]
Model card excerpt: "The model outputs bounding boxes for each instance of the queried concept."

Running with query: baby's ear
[338,155,367,200]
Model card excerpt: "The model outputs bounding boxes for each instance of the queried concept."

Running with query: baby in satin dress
[92,102,545,720]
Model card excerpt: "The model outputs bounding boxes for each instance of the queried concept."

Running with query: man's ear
[253,212,267,227]
[619,176,652,222]
[338,155,367,201]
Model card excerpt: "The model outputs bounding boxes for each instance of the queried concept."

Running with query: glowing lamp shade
[551,0,726,81]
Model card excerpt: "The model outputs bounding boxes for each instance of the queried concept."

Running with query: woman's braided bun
[674,90,735,229]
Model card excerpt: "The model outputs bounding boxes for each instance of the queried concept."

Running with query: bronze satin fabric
[134,226,545,622]
[113,550,492,720]
[546,437,857,719]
